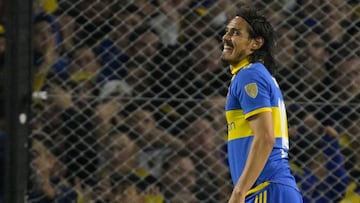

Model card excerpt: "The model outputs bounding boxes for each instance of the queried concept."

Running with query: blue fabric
[226,62,299,191]
[97,39,128,84]
[293,135,348,203]
[245,183,303,203]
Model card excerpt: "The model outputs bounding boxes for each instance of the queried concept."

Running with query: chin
[221,55,231,63]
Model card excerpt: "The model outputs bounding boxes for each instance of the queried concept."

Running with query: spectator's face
[165,156,196,192]
[115,12,142,41]
[70,47,100,75]
[129,110,155,134]
[221,17,254,66]
[185,119,217,154]
[31,139,57,175]
[171,190,198,203]
[193,38,222,72]
[305,34,328,63]
[134,32,160,57]
[203,96,227,131]
[275,27,297,68]
[108,134,138,169]
[338,58,360,93]
[33,21,53,52]
[324,0,350,22]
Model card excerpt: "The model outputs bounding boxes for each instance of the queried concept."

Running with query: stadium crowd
[0,0,359,202]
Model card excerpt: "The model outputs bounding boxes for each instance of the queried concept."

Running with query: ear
[251,37,264,51]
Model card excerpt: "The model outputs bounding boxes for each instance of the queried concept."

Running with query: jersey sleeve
[234,68,272,119]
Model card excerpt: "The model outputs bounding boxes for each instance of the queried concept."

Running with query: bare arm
[228,112,275,203]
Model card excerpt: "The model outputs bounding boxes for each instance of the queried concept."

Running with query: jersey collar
[231,58,250,75]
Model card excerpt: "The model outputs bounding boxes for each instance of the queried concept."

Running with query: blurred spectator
[170,189,198,203]
[110,4,144,51]
[180,36,230,98]
[337,113,360,203]
[159,150,198,202]
[126,108,185,178]
[332,56,360,104]
[320,0,353,50]
[147,0,191,47]
[92,80,132,140]
[182,118,231,202]
[200,95,227,134]
[70,0,115,46]
[253,0,296,27]
[96,4,144,83]
[290,113,348,203]
[67,45,101,83]
[55,11,76,54]
[123,24,192,97]
[291,0,327,28]
[274,24,302,100]
[124,59,154,98]
[32,12,68,92]
[37,84,99,190]
[295,31,333,102]
[97,130,161,203]
[342,20,360,57]
[28,133,78,203]
[181,8,214,51]
[127,26,162,64]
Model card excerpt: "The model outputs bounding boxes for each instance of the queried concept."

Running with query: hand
[48,86,73,110]
[144,185,163,203]
[228,188,246,203]
[325,126,338,137]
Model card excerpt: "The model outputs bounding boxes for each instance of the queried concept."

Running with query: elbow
[253,132,275,149]
[263,133,275,149]
[268,136,275,149]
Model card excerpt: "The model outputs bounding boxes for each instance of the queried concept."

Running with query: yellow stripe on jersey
[264,190,267,203]
[244,107,271,120]
[246,181,270,196]
[250,189,268,203]
[227,107,287,141]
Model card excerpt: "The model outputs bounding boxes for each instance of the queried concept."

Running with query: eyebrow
[225,27,241,32]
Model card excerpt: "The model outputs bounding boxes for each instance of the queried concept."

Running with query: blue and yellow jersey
[226,59,298,192]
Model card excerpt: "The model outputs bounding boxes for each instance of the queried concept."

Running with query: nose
[222,32,230,42]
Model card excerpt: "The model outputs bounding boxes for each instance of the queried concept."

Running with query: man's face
[221,17,254,66]
[33,21,53,52]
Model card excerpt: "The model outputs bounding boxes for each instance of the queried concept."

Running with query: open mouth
[223,45,233,52]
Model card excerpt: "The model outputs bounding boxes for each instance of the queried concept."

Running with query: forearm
[234,136,274,195]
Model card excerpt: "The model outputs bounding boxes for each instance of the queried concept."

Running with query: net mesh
[29,0,360,202]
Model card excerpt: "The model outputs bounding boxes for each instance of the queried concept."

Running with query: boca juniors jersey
[225,59,298,192]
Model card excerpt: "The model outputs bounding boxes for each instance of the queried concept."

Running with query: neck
[230,58,250,75]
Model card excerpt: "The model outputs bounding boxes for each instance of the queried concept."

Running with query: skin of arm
[228,111,275,203]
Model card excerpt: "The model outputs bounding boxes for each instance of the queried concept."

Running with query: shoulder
[235,63,271,83]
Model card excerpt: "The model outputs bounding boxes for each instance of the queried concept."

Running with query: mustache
[223,41,233,48]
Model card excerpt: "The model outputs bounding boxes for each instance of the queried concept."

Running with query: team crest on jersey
[245,83,258,98]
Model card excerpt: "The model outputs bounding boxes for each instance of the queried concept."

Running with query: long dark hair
[236,7,277,73]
